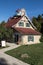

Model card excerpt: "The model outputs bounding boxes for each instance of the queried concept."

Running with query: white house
[6,9,41,45]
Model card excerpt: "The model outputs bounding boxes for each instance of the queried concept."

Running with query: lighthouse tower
[16,8,26,16]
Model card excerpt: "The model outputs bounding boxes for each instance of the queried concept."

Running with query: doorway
[15,34,19,42]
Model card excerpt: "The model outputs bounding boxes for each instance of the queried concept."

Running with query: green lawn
[5,43,43,65]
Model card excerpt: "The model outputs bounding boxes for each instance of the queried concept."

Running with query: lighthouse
[16,8,26,16]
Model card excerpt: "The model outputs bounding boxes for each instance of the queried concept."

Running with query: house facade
[6,9,41,45]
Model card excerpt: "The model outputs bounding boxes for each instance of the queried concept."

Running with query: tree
[38,15,42,20]
[40,34,43,42]
[32,17,41,31]
[0,21,14,42]
[42,14,43,17]
[32,15,43,42]
[5,28,14,42]
[0,24,6,40]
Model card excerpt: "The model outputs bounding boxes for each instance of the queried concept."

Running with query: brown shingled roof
[14,27,41,35]
[5,16,22,27]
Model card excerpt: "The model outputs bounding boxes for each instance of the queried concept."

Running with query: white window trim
[18,21,24,27]
[28,35,34,42]
[26,23,30,27]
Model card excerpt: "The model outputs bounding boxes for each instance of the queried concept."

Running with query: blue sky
[0,0,43,22]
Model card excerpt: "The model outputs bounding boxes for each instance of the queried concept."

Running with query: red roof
[5,15,41,35]
[14,27,41,35]
[5,16,22,27]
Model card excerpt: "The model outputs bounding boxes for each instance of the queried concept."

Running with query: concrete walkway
[0,42,29,65]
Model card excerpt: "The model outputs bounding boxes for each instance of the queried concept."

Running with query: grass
[5,43,43,65]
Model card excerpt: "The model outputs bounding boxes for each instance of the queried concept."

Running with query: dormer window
[26,23,30,27]
[19,22,24,26]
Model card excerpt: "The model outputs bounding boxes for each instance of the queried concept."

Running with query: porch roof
[14,27,41,35]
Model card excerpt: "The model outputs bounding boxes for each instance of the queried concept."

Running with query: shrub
[40,34,43,42]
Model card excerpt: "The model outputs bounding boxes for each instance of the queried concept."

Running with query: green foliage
[32,15,43,42]
[38,15,42,20]
[0,21,14,42]
[0,22,6,40]
[5,28,14,42]
[0,21,6,26]
[32,17,41,31]
[40,34,43,42]
[32,14,43,33]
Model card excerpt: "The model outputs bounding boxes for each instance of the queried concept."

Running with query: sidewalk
[0,42,29,65]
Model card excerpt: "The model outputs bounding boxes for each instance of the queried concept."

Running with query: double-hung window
[26,23,30,27]
[28,35,34,42]
[19,22,24,26]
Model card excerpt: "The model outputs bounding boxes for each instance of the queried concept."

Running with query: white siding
[12,16,34,29]
[22,35,41,45]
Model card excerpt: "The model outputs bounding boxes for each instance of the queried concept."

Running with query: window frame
[28,35,34,42]
[26,23,30,27]
[19,21,24,26]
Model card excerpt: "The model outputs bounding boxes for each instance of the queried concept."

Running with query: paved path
[0,42,29,65]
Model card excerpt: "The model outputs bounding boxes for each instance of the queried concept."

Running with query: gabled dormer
[12,9,36,29]
[6,8,36,30]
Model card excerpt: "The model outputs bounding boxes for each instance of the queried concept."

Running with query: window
[19,22,24,26]
[26,23,30,27]
[28,35,34,42]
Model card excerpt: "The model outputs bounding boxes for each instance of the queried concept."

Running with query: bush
[0,25,14,42]
[40,34,43,42]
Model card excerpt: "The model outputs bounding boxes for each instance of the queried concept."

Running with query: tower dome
[16,8,26,16]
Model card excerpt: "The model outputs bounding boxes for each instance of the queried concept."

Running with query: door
[15,34,19,42]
